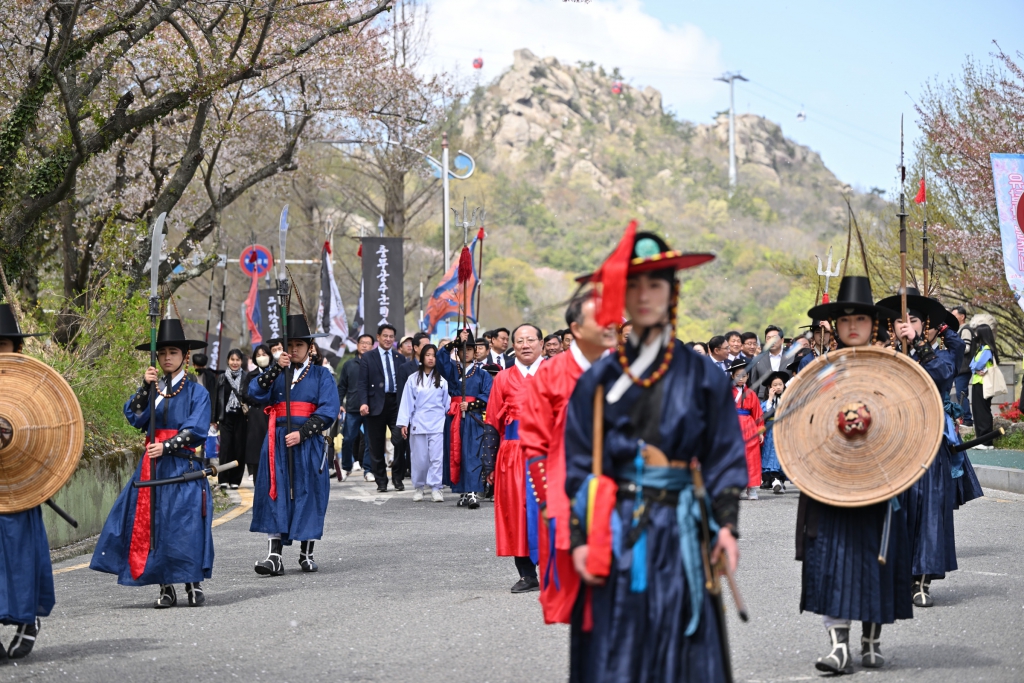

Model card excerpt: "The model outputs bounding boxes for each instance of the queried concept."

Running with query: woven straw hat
[773,346,944,507]
[0,354,84,513]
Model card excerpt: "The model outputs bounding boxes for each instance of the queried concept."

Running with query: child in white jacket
[397,344,451,501]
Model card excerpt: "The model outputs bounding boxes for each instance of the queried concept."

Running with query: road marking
[54,486,255,574]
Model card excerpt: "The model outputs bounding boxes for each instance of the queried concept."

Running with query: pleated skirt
[905,441,957,578]
[800,499,913,624]
[569,500,728,683]
[954,451,984,508]
[250,429,330,543]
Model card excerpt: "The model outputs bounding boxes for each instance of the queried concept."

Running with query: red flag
[244,273,262,345]
[914,177,926,204]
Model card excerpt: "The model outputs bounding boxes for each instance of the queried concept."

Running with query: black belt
[616,480,680,507]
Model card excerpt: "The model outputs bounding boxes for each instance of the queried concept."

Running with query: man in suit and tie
[708,335,730,373]
[487,327,515,369]
[357,324,408,493]
[393,332,431,483]
[747,325,786,400]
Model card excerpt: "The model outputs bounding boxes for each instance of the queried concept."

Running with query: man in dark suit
[747,325,785,400]
[357,324,408,492]
[486,327,515,369]
[393,332,431,482]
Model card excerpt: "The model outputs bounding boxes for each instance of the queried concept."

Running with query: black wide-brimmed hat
[764,370,791,388]
[135,318,207,351]
[727,357,749,374]
[0,303,44,340]
[875,287,959,332]
[266,315,329,346]
[807,276,898,323]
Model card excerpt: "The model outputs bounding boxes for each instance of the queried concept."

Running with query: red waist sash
[129,428,179,580]
[263,401,317,500]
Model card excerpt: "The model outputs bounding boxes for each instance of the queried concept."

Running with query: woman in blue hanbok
[91,319,212,609]
[248,315,339,575]
[0,304,53,659]
[759,370,790,494]
[437,334,493,509]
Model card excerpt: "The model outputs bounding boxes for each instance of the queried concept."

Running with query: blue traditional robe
[904,330,965,579]
[437,354,493,494]
[0,507,54,624]
[563,340,748,683]
[248,361,339,543]
[760,397,783,476]
[91,376,213,586]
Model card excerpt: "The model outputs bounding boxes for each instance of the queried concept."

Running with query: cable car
[472,57,483,70]
[611,81,623,95]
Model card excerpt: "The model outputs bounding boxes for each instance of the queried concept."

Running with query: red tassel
[324,240,332,255]
[821,292,830,303]
[477,227,486,241]
[592,220,637,327]
[458,245,473,284]
[357,244,363,258]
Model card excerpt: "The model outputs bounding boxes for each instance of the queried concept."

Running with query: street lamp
[318,136,476,269]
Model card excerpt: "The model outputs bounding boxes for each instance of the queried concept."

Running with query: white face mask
[256,355,271,368]
[272,350,282,361]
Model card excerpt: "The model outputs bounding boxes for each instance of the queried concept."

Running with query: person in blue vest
[877,287,966,608]
[437,331,494,509]
[91,318,212,609]
[563,225,746,682]
[0,303,53,659]
[249,314,339,575]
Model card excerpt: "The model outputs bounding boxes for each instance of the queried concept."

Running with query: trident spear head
[815,246,843,302]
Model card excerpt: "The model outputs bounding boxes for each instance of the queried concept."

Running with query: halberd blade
[150,212,166,299]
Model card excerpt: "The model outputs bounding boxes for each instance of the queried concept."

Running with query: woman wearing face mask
[244,344,273,479]
[213,349,249,489]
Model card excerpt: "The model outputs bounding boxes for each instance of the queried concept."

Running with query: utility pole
[442,132,451,269]
[715,71,748,191]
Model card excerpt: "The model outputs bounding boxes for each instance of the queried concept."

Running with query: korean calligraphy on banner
[360,237,405,339]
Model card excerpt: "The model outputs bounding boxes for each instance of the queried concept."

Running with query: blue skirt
[92,455,214,586]
[800,498,913,624]
[250,429,330,543]
[905,441,957,578]
[954,451,984,508]
[452,412,486,494]
[570,499,728,683]
[0,508,54,624]
[442,411,455,487]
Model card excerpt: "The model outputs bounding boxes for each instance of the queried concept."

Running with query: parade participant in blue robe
[759,370,790,494]
[437,334,493,509]
[563,225,746,683]
[878,288,966,608]
[91,319,212,609]
[797,276,912,675]
[249,315,339,575]
[0,304,53,660]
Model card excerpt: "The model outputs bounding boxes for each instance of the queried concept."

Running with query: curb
[974,465,1024,495]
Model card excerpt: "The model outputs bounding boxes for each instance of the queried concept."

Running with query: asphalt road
[7,476,1024,683]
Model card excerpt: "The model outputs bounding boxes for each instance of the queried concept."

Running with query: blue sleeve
[123,390,150,429]
[248,371,273,405]
[182,384,212,441]
[797,352,814,373]
[920,344,957,386]
[314,367,341,428]
[478,368,493,401]
[970,347,992,372]
[436,349,463,393]
[943,327,966,370]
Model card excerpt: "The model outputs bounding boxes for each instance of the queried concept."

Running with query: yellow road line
[53,487,254,574]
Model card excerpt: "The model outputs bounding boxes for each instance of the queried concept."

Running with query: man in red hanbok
[486,324,545,593]
[729,358,763,500]
[520,291,617,622]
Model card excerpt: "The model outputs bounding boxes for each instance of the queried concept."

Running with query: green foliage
[487,256,538,310]
[994,431,1024,451]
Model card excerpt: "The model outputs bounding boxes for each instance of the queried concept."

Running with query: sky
[424,0,1024,191]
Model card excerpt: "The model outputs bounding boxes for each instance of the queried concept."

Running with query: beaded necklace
[615,281,680,389]
[290,357,312,386]
[156,359,189,398]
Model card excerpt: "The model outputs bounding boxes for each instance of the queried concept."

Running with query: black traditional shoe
[299,540,318,572]
[185,582,206,607]
[7,619,40,659]
[861,622,884,669]
[456,493,468,507]
[484,482,494,499]
[392,480,405,492]
[912,575,934,607]
[467,492,481,509]
[154,584,177,609]
[815,625,853,674]
[255,538,285,576]
[511,576,540,594]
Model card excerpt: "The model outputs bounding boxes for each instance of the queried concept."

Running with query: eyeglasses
[515,338,539,344]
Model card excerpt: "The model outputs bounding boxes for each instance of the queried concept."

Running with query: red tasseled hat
[576,221,715,327]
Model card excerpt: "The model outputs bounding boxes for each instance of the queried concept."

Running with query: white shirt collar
[569,340,593,372]
[515,356,543,377]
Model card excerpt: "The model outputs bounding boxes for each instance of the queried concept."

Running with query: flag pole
[897,117,910,355]
[922,168,929,296]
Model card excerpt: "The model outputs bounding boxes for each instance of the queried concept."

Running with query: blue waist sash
[504,420,519,441]
[736,409,751,416]
[619,461,716,636]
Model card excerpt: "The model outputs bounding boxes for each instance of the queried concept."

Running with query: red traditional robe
[486,359,541,558]
[734,385,763,487]
[520,345,589,624]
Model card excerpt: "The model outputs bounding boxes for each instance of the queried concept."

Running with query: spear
[214,254,227,370]
[147,212,166,551]
[921,168,929,295]
[277,205,294,500]
[475,213,486,325]
[897,117,910,355]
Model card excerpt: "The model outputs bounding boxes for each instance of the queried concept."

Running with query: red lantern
[611,81,623,95]
[472,57,483,70]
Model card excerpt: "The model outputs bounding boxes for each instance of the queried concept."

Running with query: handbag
[982,363,1007,399]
